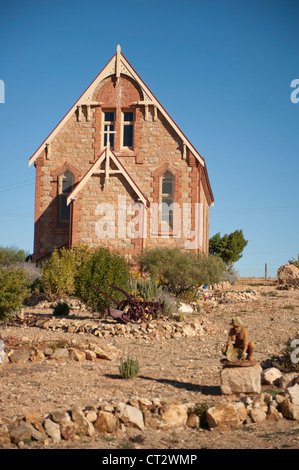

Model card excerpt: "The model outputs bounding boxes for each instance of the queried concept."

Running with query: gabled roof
[29,45,206,169]
[67,148,150,207]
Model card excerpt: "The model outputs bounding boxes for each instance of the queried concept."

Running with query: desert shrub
[0,245,26,266]
[130,276,160,300]
[53,301,70,316]
[220,264,240,285]
[137,247,225,296]
[153,289,179,316]
[289,254,299,269]
[75,247,130,314]
[17,262,42,289]
[40,248,76,299]
[0,265,30,324]
[119,355,140,379]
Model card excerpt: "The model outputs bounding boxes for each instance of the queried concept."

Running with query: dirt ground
[1,277,299,450]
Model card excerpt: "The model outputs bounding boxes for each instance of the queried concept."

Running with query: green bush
[53,301,70,316]
[75,247,130,314]
[0,266,29,324]
[40,248,76,299]
[137,247,225,296]
[119,355,140,379]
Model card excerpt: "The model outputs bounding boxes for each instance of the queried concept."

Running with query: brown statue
[222,317,256,366]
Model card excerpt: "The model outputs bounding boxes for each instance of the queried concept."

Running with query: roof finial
[116,44,121,79]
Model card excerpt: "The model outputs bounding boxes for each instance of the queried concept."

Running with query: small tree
[40,248,76,299]
[209,230,248,265]
[0,245,26,266]
[0,266,29,324]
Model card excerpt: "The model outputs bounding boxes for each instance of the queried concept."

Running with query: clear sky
[0,0,298,277]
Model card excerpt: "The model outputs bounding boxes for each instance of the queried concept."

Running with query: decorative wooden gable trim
[67,148,149,207]
[29,45,205,169]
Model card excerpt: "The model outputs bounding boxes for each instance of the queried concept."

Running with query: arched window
[160,170,175,230]
[58,170,74,222]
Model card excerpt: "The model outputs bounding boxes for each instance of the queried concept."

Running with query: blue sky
[0,0,298,277]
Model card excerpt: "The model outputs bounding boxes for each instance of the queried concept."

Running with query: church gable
[30,46,214,262]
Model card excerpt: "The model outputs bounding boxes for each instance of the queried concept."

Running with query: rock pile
[12,314,206,341]
[0,398,198,447]
[3,340,121,365]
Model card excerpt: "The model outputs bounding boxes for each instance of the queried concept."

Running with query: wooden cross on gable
[102,124,117,186]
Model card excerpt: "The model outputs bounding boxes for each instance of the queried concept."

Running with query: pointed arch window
[58,170,74,223]
[160,170,175,230]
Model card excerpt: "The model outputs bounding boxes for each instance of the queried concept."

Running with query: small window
[160,170,175,229]
[122,111,134,148]
[58,170,74,223]
[103,111,115,148]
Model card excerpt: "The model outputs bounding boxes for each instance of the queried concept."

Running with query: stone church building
[29,46,214,263]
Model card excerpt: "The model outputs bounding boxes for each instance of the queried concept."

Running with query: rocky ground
[1,277,299,450]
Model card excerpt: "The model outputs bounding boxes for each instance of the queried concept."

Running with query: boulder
[44,418,61,441]
[118,403,144,431]
[71,406,95,437]
[8,348,30,364]
[94,411,119,433]
[206,402,247,430]
[277,372,299,390]
[279,398,299,420]
[178,303,194,314]
[60,417,76,440]
[69,348,86,362]
[277,264,299,284]
[9,424,32,444]
[261,367,282,386]
[286,383,299,405]
[50,348,69,360]
[250,408,267,424]
[160,403,189,427]
[221,364,262,395]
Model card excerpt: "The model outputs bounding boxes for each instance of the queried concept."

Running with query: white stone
[178,303,193,314]
[118,404,144,431]
[261,367,282,385]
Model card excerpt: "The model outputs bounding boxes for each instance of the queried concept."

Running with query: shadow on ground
[105,374,221,396]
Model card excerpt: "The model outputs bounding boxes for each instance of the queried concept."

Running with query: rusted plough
[92,284,165,323]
